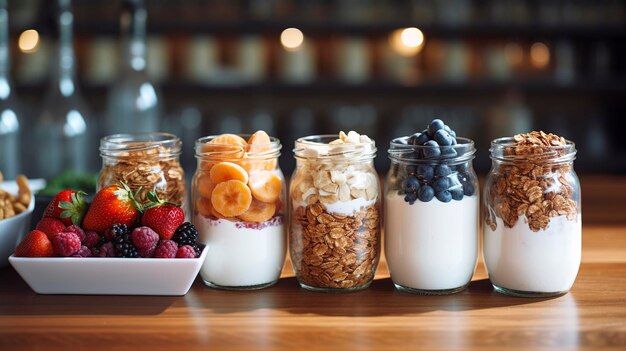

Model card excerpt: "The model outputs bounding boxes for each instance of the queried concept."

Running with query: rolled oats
[485,131,578,232]
[290,203,380,289]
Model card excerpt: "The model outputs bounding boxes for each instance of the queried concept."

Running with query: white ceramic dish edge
[9,246,208,296]
[0,194,35,268]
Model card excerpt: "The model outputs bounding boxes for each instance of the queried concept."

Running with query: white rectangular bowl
[0,194,35,268]
[9,247,207,295]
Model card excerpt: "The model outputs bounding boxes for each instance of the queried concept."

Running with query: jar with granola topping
[483,131,581,297]
[98,133,185,208]
[290,131,381,292]
[192,132,286,290]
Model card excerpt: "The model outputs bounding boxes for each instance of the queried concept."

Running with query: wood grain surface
[0,176,625,351]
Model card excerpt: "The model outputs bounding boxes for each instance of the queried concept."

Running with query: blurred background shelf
[1,0,625,182]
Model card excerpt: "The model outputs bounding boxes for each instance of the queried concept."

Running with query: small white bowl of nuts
[0,172,34,267]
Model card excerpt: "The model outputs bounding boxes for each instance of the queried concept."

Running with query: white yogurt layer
[384,193,479,291]
[292,197,377,216]
[483,215,581,293]
[194,215,286,288]
[322,197,376,216]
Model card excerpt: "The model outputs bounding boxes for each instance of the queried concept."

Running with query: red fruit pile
[14,184,203,259]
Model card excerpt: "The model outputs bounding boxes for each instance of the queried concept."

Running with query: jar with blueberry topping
[384,119,479,294]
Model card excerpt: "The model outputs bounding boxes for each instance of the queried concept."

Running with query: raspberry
[154,240,178,258]
[95,242,115,257]
[53,232,81,257]
[72,245,92,257]
[132,227,159,251]
[138,246,156,258]
[65,225,86,242]
[82,231,101,248]
[176,245,196,258]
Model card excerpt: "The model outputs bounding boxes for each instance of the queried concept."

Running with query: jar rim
[195,134,282,159]
[100,133,181,157]
[388,136,476,165]
[489,137,577,163]
[293,134,377,160]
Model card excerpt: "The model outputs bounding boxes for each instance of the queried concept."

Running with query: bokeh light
[18,29,39,53]
[390,27,425,57]
[280,28,304,51]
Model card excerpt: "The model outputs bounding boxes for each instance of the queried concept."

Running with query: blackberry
[111,224,139,258]
[172,222,199,247]
[110,223,130,238]
[193,244,205,258]
[115,241,139,258]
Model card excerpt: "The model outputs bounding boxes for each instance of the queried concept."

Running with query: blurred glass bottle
[34,0,92,179]
[0,1,21,179]
[105,0,161,135]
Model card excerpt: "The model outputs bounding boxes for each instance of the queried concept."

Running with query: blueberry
[450,187,464,200]
[448,128,457,139]
[434,165,451,178]
[406,165,417,175]
[415,132,430,145]
[407,133,422,145]
[416,165,434,181]
[396,138,408,145]
[423,140,441,158]
[433,177,450,192]
[404,192,418,204]
[402,176,420,193]
[444,124,452,133]
[436,190,452,203]
[455,162,469,173]
[427,119,445,137]
[418,185,435,202]
[434,129,453,146]
[463,182,475,196]
[441,146,457,158]
[451,138,457,145]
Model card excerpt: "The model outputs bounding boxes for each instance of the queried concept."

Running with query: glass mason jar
[290,135,381,292]
[192,134,286,290]
[98,133,186,208]
[385,137,479,294]
[483,136,581,297]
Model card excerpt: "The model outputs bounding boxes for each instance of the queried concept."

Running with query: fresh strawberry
[82,183,141,233]
[43,190,87,226]
[15,230,54,257]
[36,218,67,241]
[141,192,184,240]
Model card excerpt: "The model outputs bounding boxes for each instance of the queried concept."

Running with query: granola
[98,146,185,206]
[485,131,578,232]
[290,202,380,289]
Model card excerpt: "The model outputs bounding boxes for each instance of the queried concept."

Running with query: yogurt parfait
[290,131,381,292]
[483,131,581,297]
[192,132,286,290]
[385,119,479,294]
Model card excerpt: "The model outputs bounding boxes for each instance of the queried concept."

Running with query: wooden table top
[1,176,625,351]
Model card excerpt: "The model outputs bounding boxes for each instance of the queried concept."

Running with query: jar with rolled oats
[483,131,581,297]
[98,133,186,210]
[290,131,381,292]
